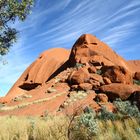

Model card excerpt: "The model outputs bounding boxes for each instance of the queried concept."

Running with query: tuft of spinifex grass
[0,115,139,140]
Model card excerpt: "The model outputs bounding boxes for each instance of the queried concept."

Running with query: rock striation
[1,48,70,102]
[0,34,140,116]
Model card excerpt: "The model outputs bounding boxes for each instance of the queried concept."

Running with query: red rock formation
[95,93,108,102]
[100,83,140,100]
[0,34,140,116]
[2,48,70,102]
[68,67,90,85]
[68,34,130,71]
[78,83,93,90]
[127,60,140,73]
[101,66,133,84]
[103,77,112,85]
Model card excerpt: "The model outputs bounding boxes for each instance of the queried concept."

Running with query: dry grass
[0,115,69,140]
[94,118,140,140]
[0,97,140,140]
[63,91,88,107]
[0,115,139,140]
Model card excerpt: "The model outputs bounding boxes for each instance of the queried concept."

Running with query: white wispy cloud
[63,0,72,8]
[102,21,138,47]
[107,0,140,21]
[34,0,140,48]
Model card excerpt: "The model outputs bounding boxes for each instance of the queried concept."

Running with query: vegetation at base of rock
[97,106,117,121]
[135,127,140,135]
[113,98,140,118]
[79,110,99,135]
[68,100,140,139]
[69,114,99,140]
[1,100,139,140]
[134,79,140,85]
[0,114,139,140]
[74,62,84,68]
[96,69,102,75]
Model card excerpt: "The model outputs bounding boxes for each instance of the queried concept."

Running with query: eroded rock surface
[100,83,140,100]
[0,34,140,116]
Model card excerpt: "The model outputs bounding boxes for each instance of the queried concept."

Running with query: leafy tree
[0,0,34,56]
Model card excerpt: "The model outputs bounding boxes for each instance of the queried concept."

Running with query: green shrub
[79,112,99,135]
[83,106,96,114]
[113,98,140,118]
[68,107,99,140]
[133,79,140,85]
[75,63,84,68]
[96,69,102,75]
[97,106,116,121]
[135,127,140,135]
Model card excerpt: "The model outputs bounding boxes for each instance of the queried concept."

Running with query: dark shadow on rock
[19,83,41,91]
[46,60,70,82]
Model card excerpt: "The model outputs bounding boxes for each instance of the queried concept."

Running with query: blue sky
[0,0,140,96]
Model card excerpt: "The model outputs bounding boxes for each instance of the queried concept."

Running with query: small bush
[97,106,117,121]
[83,106,96,114]
[69,107,99,140]
[96,69,102,75]
[133,79,140,85]
[135,127,140,135]
[75,63,84,68]
[113,98,140,118]
[79,112,99,135]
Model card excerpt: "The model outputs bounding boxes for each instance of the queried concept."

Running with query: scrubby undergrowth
[0,99,140,140]
[0,115,139,140]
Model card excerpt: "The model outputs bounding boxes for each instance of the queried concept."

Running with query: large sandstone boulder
[100,83,140,100]
[101,66,133,84]
[68,34,130,71]
[78,83,93,90]
[2,48,70,102]
[68,67,90,85]
[90,73,103,83]
[95,93,108,102]
[21,48,70,84]
[103,77,112,85]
